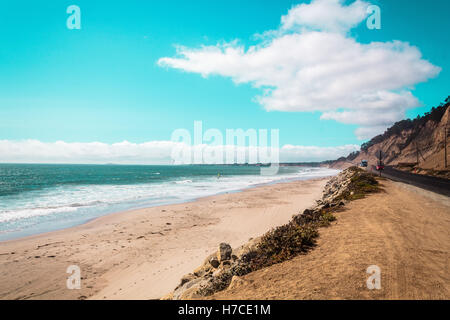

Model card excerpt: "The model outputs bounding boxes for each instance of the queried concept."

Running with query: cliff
[331,96,450,177]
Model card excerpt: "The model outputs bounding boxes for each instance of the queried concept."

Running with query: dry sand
[0,178,328,300]
[209,179,450,300]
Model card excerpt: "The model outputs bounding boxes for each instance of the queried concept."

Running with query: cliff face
[331,96,450,172]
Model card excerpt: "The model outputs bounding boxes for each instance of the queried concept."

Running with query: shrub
[246,222,318,270]
[338,169,380,201]
[244,206,340,271]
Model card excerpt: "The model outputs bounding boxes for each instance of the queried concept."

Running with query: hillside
[331,96,450,178]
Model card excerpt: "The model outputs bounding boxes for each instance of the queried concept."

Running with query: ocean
[0,164,338,241]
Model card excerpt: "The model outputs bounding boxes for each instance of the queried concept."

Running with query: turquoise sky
[0,0,448,148]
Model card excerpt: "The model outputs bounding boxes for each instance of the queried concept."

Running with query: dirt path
[209,180,450,300]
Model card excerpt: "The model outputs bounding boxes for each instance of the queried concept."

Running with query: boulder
[221,260,232,268]
[209,258,220,268]
[217,243,232,262]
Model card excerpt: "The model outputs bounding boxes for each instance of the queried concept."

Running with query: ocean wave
[174,179,192,184]
[0,206,79,223]
[0,166,339,239]
[69,200,104,207]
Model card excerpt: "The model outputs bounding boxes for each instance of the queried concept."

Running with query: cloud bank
[0,140,359,164]
[158,0,441,139]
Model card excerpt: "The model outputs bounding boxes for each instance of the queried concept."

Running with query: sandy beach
[0,177,328,300]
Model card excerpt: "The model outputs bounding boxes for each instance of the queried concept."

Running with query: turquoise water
[0,164,338,241]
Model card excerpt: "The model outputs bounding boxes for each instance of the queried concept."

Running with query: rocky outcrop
[163,167,379,300]
[330,96,450,173]
[163,238,260,300]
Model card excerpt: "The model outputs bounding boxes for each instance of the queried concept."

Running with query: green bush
[225,168,378,283]
[244,207,339,271]
[338,168,380,201]
[252,222,318,268]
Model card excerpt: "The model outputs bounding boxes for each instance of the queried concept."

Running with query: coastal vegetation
[167,167,380,299]
[243,167,379,271]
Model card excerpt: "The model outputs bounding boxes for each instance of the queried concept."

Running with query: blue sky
[0,0,448,163]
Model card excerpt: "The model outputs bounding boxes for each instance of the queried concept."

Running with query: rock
[209,258,220,268]
[212,268,223,278]
[172,277,205,300]
[199,269,233,296]
[179,284,205,300]
[217,243,232,262]
[178,273,196,287]
[193,256,214,276]
[232,237,260,258]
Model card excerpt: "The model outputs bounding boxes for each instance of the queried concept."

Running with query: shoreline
[0,169,339,243]
[0,177,330,300]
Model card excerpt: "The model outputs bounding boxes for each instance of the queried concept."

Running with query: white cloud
[158,0,441,139]
[280,144,360,162]
[0,140,358,164]
[354,126,388,141]
[0,140,176,165]
[281,0,368,33]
